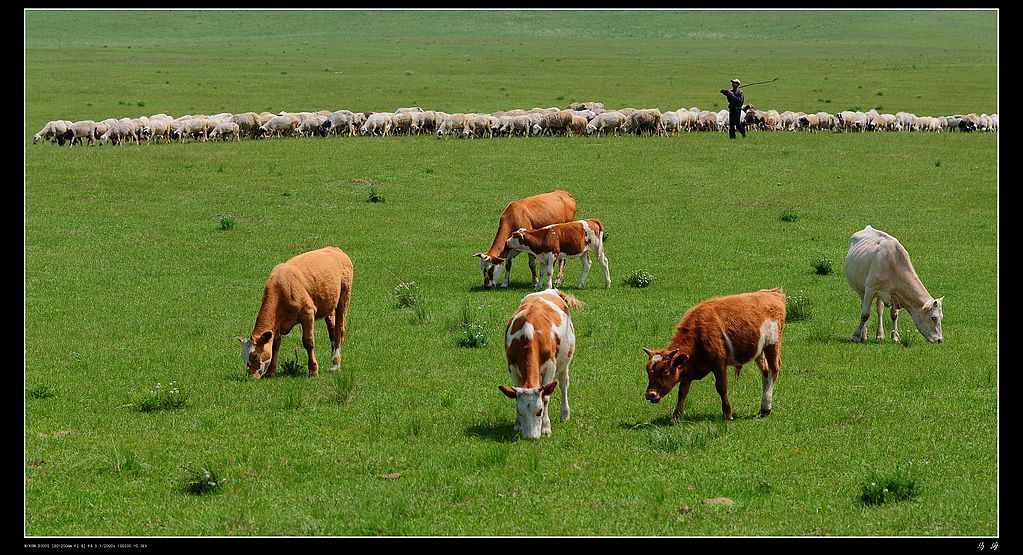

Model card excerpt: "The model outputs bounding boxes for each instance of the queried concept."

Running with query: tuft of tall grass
[786,292,812,322]
[133,381,187,413]
[181,462,226,496]
[623,268,654,288]
[860,465,919,506]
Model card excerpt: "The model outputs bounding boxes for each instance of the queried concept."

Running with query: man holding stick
[720,78,746,139]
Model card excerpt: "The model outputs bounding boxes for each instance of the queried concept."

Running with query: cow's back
[843,226,912,294]
[681,289,785,364]
[276,247,352,318]
[504,190,577,230]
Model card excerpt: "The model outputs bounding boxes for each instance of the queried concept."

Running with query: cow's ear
[498,385,518,399]
[256,330,273,345]
[474,252,487,259]
[541,381,558,398]
[235,336,247,344]
[670,350,689,368]
[922,300,933,312]
[642,347,656,358]
[935,296,944,306]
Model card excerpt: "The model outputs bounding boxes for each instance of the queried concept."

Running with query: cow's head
[642,347,688,403]
[475,253,506,289]
[238,331,274,378]
[499,381,558,439]
[912,297,944,343]
[504,228,529,254]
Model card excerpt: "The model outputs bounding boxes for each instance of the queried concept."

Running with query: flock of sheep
[31,101,999,146]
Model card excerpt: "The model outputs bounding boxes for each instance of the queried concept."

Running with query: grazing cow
[642,288,786,422]
[843,225,943,343]
[499,289,583,439]
[238,246,354,378]
[475,190,577,289]
[504,218,610,290]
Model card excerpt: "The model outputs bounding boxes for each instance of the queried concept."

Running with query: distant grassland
[26,10,996,127]
[25,10,997,537]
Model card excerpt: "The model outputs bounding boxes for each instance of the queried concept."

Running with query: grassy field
[24,10,998,537]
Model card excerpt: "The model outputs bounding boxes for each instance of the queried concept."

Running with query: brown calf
[238,246,354,378]
[642,288,785,422]
[504,218,610,290]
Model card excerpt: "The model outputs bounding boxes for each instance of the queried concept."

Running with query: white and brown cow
[475,190,576,289]
[642,288,786,422]
[504,218,610,290]
[843,225,943,343]
[499,289,583,439]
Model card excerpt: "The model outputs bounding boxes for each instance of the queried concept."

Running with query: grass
[786,291,814,323]
[394,281,422,309]
[623,268,654,288]
[24,9,997,537]
[181,463,225,496]
[860,465,920,506]
[27,384,54,399]
[457,301,488,348]
[131,382,187,413]
[814,255,834,276]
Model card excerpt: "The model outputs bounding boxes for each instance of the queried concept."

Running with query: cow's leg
[266,333,283,377]
[555,258,567,286]
[501,252,515,288]
[890,306,901,342]
[577,252,592,289]
[542,254,556,290]
[301,312,319,377]
[875,298,886,340]
[755,354,774,417]
[526,253,538,288]
[330,285,351,372]
[541,395,553,436]
[671,380,693,423]
[853,289,873,342]
[557,350,573,422]
[598,243,611,288]
[713,364,733,421]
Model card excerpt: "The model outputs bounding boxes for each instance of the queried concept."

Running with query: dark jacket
[720,88,744,111]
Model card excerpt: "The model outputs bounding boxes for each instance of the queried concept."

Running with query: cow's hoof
[851,334,865,343]
[758,409,772,418]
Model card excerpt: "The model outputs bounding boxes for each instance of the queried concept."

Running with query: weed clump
[624,268,654,288]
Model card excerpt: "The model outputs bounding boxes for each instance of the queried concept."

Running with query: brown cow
[474,190,576,289]
[505,218,610,290]
[642,288,786,422]
[238,246,354,378]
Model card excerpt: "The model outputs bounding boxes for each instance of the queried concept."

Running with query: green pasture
[25,10,998,537]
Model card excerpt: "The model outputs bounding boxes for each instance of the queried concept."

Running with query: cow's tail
[556,290,584,311]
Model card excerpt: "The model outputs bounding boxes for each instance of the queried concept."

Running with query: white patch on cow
[722,330,737,365]
[240,339,254,367]
[580,220,595,242]
[757,319,780,356]
[505,321,535,347]
[650,354,663,364]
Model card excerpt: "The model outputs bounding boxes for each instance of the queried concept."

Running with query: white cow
[843,225,944,343]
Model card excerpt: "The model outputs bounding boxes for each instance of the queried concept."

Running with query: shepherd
[720,78,747,139]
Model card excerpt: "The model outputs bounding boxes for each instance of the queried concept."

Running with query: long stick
[739,78,778,89]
